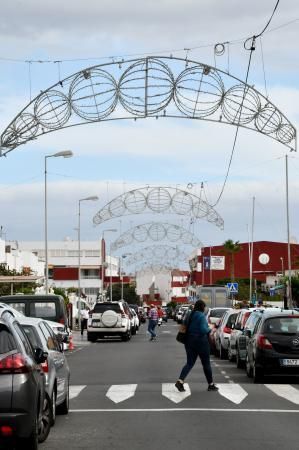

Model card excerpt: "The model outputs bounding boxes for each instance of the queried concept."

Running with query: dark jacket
[184,311,210,337]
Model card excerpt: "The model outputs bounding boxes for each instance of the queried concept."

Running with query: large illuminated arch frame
[0,56,296,155]
[111,221,203,251]
[93,186,224,228]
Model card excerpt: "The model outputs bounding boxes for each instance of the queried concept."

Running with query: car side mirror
[34,347,48,364]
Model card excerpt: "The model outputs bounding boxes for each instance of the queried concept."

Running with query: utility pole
[285,155,293,308]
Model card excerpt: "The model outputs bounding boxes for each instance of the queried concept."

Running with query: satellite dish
[259,253,270,265]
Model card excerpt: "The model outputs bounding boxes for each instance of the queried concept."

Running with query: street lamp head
[81,196,99,202]
[53,150,73,158]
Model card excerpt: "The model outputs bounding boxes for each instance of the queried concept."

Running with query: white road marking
[162,383,191,404]
[106,384,137,404]
[221,371,227,375]
[217,383,248,404]
[69,385,87,400]
[161,331,171,334]
[265,385,299,405]
[70,408,299,413]
[224,376,230,379]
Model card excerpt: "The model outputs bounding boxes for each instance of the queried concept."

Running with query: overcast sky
[0,0,298,258]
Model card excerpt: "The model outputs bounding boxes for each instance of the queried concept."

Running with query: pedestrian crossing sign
[226,282,238,293]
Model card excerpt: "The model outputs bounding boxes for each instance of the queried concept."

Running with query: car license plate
[281,359,299,366]
[92,321,101,327]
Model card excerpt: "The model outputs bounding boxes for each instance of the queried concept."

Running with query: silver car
[19,317,70,426]
[0,308,48,449]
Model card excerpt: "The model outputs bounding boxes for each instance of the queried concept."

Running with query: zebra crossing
[69,382,299,407]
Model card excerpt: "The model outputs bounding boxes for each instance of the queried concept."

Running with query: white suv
[87,301,132,342]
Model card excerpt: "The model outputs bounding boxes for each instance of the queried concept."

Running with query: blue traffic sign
[226,282,238,293]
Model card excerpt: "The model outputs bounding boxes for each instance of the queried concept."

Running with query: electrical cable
[211,0,280,207]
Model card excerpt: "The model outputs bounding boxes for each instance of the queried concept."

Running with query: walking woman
[175,299,218,392]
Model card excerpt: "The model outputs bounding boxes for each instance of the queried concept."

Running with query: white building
[18,238,119,304]
[0,239,44,276]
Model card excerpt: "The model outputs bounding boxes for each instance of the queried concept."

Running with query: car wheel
[220,344,227,360]
[51,389,56,426]
[228,344,234,362]
[17,410,38,450]
[121,330,131,341]
[38,393,52,443]
[253,360,264,384]
[87,332,97,342]
[131,326,136,335]
[236,348,244,368]
[246,355,253,378]
[57,380,69,415]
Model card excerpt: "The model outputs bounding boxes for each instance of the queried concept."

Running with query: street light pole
[101,229,117,301]
[44,150,73,295]
[78,196,98,331]
[121,253,132,300]
[280,257,284,276]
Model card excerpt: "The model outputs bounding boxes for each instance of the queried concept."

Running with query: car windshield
[210,309,228,318]
[264,317,299,335]
[29,302,57,319]
[93,303,121,313]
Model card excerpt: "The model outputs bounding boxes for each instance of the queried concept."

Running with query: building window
[84,287,99,296]
[85,250,100,257]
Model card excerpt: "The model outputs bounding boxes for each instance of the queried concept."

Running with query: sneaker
[208,383,218,391]
[175,381,185,392]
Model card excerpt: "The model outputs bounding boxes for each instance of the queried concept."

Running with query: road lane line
[162,383,191,403]
[106,384,137,403]
[217,383,248,404]
[69,385,87,400]
[265,384,299,405]
[69,408,299,413]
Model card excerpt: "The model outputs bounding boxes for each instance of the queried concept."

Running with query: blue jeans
[179,334,213,384]
[148,319,157,338]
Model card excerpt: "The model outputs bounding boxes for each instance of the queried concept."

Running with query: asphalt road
[42,321,299,450]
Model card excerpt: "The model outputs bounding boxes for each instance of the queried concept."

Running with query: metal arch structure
[0,56,296,155]
[93,186,224,229]
[136,264,174,275]
[124,245,188,267]
[111,221,203,251]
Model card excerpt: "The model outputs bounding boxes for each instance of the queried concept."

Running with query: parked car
[228,309,254,365]
[0,308,49,449]
[0,294,69,330]
[129,308,139,335]
[18,317,70,425]
[246,309,299,382]
[206,307,231,327]
[87,301,132,342]
[214,309,237,359]
[177,306,189,324]
[233,310,264,368]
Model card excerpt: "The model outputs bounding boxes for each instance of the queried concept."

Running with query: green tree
[109,283,139,304]
[0,263,36,296]
[222,240,242,281]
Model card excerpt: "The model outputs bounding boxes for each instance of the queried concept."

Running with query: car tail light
[257,334,273,349]
[223,326,232,334]
[0,425,13,437]
[41,359,49,373]
[0,353,30,374]
[121,312,127,318]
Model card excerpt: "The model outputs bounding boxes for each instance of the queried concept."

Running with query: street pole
[78,196,98,331]
[249,196,255,304]
[280,257,284,276]
[110,241,113,302]
[101,229,117,301]
[285,155,293,308]
[44,150,73,295]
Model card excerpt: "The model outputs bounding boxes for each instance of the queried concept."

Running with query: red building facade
[190,241,299,285]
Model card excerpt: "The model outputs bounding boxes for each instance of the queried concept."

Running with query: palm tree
[222,240,242,281]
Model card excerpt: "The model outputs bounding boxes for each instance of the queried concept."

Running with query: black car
[0,307,49,449]
[245,309,299,383]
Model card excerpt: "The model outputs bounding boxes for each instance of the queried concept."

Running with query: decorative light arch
[93,186,224,228]
[124,245,188,267]
[111,221,203,251]
[0,56,296,155]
